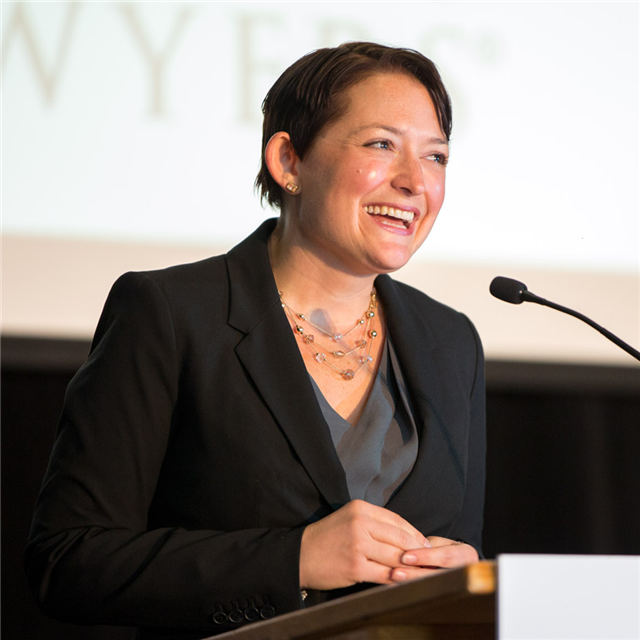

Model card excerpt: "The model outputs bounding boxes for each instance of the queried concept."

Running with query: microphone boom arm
[521,290,640,362]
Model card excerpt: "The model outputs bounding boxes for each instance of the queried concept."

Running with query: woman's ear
[264,132,301,194]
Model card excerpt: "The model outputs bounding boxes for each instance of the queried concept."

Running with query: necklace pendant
[341,369,355,381]
[356,339,367,349]
[333,333,343,342]
[303,334,315,344]
[332,351,345,358]
[315,353,326,363]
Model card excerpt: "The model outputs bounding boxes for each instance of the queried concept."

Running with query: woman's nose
[391,154,426,196]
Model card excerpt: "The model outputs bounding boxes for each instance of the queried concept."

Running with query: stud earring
[285,182,299,194]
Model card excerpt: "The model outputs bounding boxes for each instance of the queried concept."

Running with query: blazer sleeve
[447,314,487,555]
[24,272,304,632]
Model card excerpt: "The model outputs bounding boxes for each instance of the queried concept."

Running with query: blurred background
[2,2,639,638]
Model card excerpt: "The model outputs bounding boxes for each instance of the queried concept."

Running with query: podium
[212,562,496,640]
[209,555,640,640]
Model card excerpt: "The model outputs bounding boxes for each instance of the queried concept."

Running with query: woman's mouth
[364,205,415,228]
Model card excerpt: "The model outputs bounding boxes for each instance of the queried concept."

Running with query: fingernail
[394,570,408,581]
[423,539,432,548]
[402,553,417,564]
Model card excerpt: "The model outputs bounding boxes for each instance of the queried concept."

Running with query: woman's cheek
[352,160,388,190]
[428,174,446,211]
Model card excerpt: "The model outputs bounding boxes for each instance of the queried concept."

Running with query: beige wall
[3,235,638,367]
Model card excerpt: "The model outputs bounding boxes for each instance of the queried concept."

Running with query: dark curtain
[3,337,639,639]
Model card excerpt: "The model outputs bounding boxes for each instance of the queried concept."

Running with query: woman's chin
[365,248,415,275]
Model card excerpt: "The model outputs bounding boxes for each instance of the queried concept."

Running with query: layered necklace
[278,288,378,381]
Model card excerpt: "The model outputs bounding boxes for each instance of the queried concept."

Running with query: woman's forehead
[329,73,445,139]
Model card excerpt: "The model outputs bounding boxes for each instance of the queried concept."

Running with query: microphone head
[490,276,529,304]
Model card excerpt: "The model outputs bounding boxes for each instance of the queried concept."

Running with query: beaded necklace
[279,288,378,381]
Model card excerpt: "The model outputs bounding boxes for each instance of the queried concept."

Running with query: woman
[26,42,485,639]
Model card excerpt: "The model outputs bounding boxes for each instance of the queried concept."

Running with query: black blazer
[25,219,486,639]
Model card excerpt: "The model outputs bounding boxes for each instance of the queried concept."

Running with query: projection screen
[2,1,638,366]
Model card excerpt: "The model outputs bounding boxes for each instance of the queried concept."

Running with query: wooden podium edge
[465,561,496,594]
[212,561,496,640]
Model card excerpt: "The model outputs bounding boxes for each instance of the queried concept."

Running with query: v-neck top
[309,339,419,507]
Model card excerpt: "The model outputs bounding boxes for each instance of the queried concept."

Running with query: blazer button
[244,606,260,622]
[209,605,228,625]
[228,603,244,624]
[260,604,276,619]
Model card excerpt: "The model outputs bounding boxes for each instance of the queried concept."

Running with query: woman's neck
[269,221,378,332]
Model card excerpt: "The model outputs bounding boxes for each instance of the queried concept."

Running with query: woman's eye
[427,153,449,166]
[366,139,392,150]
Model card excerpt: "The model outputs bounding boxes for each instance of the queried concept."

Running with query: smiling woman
[25,42,485,639]
[267,71,451,423]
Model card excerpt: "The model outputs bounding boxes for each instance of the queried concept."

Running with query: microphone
[489,276,640,362]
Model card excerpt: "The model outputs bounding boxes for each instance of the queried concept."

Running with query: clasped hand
[299,500,478,590]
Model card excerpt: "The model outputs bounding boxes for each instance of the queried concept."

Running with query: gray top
[309,339,419,507]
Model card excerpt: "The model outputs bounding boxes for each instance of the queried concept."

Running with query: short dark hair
[255,41,452,210]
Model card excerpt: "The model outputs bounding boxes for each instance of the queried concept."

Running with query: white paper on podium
[498,554,640,640]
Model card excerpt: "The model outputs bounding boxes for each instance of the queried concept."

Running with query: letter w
[1,2,80,104]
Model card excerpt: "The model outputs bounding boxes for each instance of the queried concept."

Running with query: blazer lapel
[226,221,350,510]
[375,275,466,515]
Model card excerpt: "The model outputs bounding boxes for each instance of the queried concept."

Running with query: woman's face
[291,72,449,277]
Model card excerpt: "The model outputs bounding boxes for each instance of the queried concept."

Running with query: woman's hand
[390,536,479,583]
[299,500,431,590]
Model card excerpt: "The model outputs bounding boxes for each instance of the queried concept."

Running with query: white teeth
[381,218,406,229]
[365,205,415,224]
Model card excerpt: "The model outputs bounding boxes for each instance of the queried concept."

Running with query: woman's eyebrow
[353,123,448,145]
